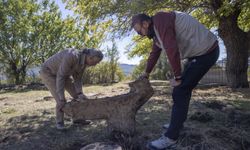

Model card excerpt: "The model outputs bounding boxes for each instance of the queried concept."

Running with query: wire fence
[199,60,227,85]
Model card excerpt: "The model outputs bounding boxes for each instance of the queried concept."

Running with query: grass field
[0,81,250,150]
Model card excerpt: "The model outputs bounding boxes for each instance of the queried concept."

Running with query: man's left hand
[170,78,182,87]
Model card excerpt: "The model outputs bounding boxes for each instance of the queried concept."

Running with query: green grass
[0,82,250,150]
[232,99,250,111]
[0,108,16,114]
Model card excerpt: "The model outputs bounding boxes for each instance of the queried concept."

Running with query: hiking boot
[56,122,65,130]
[147,135,177,150]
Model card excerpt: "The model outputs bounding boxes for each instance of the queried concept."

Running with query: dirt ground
[0,81,250,150]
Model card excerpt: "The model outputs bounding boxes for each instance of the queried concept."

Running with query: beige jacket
[41,48,86,100]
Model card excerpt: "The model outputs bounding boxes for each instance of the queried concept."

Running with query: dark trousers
[165,46,219,140]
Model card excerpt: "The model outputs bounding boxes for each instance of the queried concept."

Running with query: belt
[205,40,219,55]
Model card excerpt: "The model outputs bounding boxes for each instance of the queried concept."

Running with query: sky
[55,0,226,65]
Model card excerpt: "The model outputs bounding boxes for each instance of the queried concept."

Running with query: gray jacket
[41,48,86,100]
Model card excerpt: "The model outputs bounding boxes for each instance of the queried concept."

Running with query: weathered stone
[62,79,154,135]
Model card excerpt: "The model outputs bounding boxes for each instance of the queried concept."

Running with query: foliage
[131,59,146,80]
[63,0,250,36]
[127,36,152,59]
[0,0,42,84]
[63,0,183,36]
[131,53,171,80]
[83,61,124,84]
[150,54,170,80]
[190,0,250,32]
[0,0,108,84]
[129,37,171,80]
[105,40,120,82]
[82,40,125,84]
[64,0,250,88]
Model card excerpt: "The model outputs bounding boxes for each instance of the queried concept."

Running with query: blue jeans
[165,46,219,140]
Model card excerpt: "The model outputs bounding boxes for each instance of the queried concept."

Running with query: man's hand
[138,72,149,80]
[57,100,66,112]
[76,93,88,102]
[170,78,182,87]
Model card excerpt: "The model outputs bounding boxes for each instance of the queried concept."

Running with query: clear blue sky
[55,0,226,65]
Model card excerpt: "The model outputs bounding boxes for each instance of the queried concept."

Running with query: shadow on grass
[231,99,250,111]
[0,105,167,150]
[0,83,47,94]
[0,108,109,150]
[0,89,48,94]
[2,86,250,150]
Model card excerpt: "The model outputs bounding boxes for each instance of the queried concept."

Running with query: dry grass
[0,81,250,150]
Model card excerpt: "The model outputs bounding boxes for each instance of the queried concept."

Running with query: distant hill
[0,64,137,80]
[119,64,136,76]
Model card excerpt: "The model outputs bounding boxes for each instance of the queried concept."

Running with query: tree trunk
[111,65,115,83]
[218,14,249,88]
[10,63,27,85]
[10,63,20,85]
[62,79,154,136]
[20,66,27,84]
[14,73,20,85]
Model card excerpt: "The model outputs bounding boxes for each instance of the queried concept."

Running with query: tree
[128,36,171,80]
[210,0,249,88]
[82,40,125,84]
[0,0,41,84]
[64,0,250,88]
[150,54,171,80]
[82,61,125,84]
[0,63,6,84]
[186,0,250,88]
[131,59,147,80]
[0,0,108,84]
[33,1,67,64]
[106,41,119,83]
